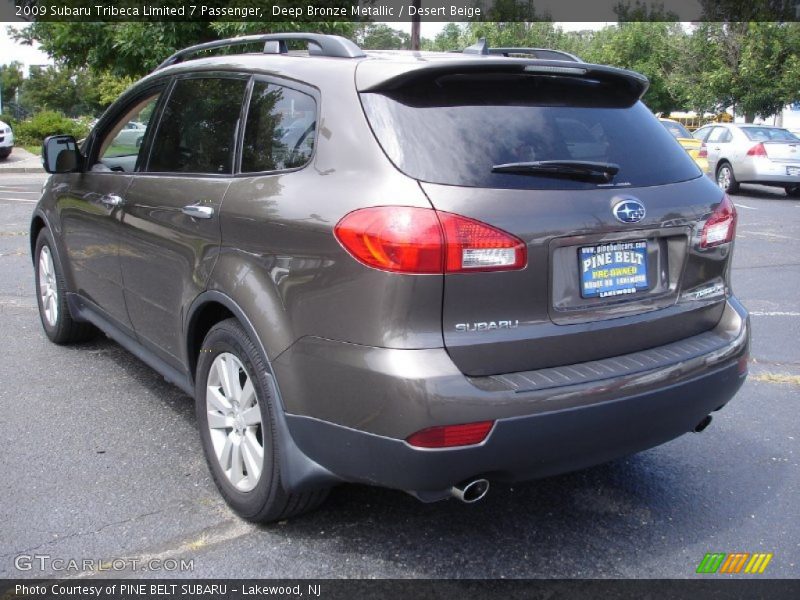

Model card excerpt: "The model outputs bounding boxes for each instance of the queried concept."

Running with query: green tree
[583,22,685,114]
[424,23,466,52]
[355,24,410,50]
[682,22,800,121]
[18,66,103,117]
[0,61,24,102]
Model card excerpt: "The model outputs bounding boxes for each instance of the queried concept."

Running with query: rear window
[742,127,799,142]
[361,73,701,190]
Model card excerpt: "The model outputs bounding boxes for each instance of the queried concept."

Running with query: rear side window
[360,73,701,190]
[241,82,316,173]
[148,77,247,174]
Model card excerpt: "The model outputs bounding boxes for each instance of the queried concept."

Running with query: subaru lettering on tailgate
[580,240,649,298]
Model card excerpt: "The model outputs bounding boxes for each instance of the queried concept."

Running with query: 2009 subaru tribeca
[32,34,749,522]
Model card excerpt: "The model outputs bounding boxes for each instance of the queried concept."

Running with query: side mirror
[42,135,82,174]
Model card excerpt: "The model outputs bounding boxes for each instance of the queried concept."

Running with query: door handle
[100,194,124,207]
[182,203,214,219]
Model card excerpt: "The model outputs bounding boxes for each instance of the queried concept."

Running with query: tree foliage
[583,22,685,114]
[355,23,410,50]
[0,61,24,102]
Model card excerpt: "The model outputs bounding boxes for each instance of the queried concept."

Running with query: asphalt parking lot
[0,173,797,579]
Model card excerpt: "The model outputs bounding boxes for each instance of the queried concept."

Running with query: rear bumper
[276,298,749,494]
[738,157,800,184]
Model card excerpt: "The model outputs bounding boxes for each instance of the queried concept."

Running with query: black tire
[716,162,740,194]
[785,184,800,198]
[34,229,97,344]
[195,318,329,522]
[135,136,143,148]
[0,148,11,160]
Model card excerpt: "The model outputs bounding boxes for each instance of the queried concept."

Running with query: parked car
[659,118,708,173]
[31,34,749,522]
[693,123,800,196]
[111,121,147,150]
[0,119,14,160]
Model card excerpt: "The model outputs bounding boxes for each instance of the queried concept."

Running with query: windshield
[361,74,701,190]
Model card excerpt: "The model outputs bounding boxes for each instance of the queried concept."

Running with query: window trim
[141,71,251,177]
[234,74,321,177]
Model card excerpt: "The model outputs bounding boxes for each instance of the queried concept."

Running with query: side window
[95,92,161,173]
[693,127,711,142]
[148,77,248,174]
[707,127,729,144]
[241,82,316,173]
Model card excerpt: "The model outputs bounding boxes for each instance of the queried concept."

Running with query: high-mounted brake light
[406,421,494,448]
[701,194,737,248]
[746,142,767,157]
[334,207,526,274]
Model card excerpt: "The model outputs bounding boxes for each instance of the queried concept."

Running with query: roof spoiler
[157,33,365,70]
[463,38,583,62]
[358,60,649,104]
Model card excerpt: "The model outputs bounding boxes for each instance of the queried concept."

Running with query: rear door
[360,67,730,376]
[705,126,733,174]
[118,74,249,367]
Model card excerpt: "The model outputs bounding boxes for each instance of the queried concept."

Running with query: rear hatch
[357,59,734,376]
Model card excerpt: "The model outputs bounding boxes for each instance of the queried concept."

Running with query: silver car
[694,123,800,196]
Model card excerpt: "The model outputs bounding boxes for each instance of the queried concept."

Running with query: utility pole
[411,0,421,51]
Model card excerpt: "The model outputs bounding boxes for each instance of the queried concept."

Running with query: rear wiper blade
[491,160,620,182]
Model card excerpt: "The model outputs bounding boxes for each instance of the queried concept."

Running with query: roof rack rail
[462,38,582,62]
[156,33,365,70]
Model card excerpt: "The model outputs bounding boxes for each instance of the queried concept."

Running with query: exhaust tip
[694,414,713,433]
[451,479,490,504]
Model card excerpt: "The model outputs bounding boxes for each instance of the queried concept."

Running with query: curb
[0,166,45,174]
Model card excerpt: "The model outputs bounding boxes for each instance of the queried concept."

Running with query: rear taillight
[701,194,737,248]
[746,142,767,157]
[439,212,526,272]
[698,143,708,159]
[406,421,494,448]
[334,206,526,274]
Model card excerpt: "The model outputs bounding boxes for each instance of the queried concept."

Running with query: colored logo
[612,198,646,223]
[696,552,773,574]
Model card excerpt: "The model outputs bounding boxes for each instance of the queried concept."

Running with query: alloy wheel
[717,166,732,191]
[205,352,265,492]
[38,246,59,327]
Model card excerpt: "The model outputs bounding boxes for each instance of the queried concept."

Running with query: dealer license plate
[579,240,649,299]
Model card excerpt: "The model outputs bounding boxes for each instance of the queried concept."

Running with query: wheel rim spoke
[207,386,231,414]
[241,431,263,482]
[205,352,264,492]
[241,405,261,427]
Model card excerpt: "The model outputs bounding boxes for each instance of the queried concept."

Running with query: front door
[118,75,249,368]
[58,88,164,331]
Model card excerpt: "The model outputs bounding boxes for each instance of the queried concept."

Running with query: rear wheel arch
[30,214,47,264]
[185,291,339,497]
[185,292,286,402]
